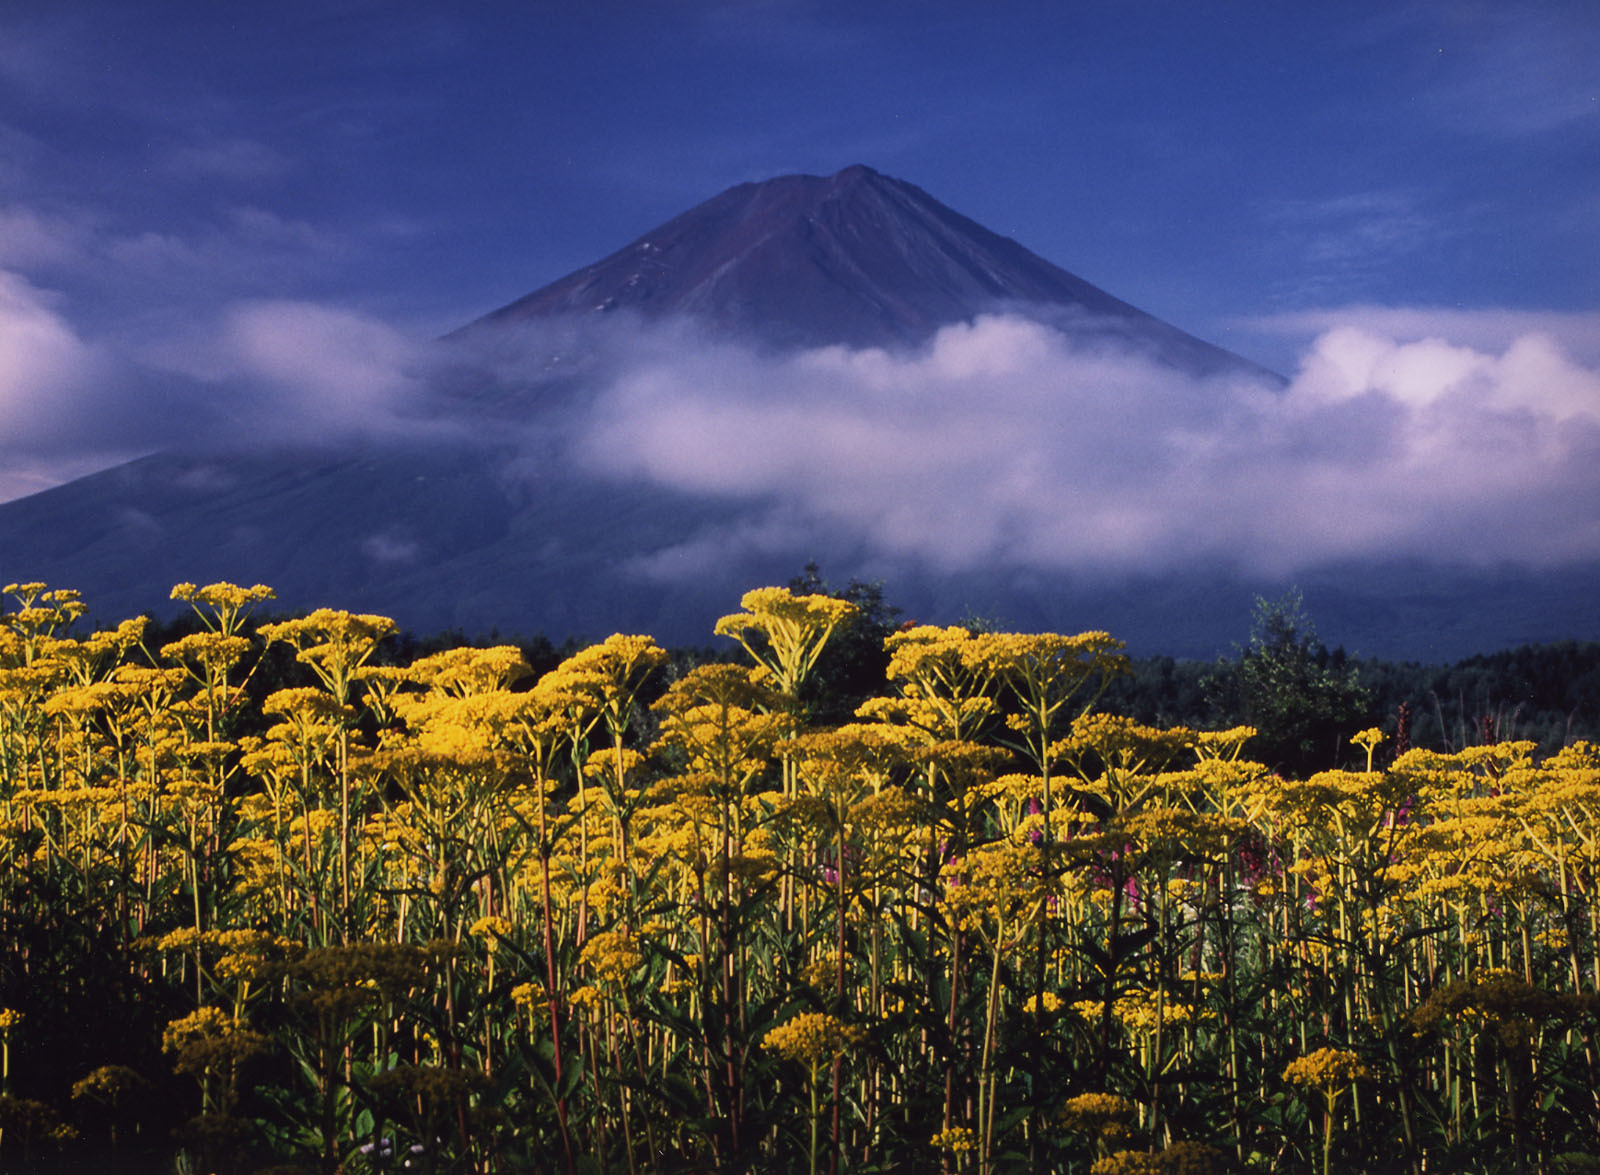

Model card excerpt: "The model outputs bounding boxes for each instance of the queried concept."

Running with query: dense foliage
[2,580,1599,1174]
[1103,591,1600,771]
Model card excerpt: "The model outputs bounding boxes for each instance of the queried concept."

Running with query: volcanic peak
[472,165,1252,373]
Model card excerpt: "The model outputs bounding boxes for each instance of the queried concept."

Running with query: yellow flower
[802,952,845,990]
[931,1126,976,1152]
[263,687,349,723]
[469,914,514,952]
[169,581,274,613]
[580,930,642,988]
[407,644,531,695]
[1351,727,1386,771]
[510,982,549,1014]
[761,1012,865,1067]
[162,1008,268,1075]
[1022,992,1063,1015]
[1059,1092,1136,1130]
[1283,1047,1371,1092]
[71,1064,146,1104]
[160,631,253,671]
[942,838,1048,941]
[1090,1141,1223,1174]
[259,609,396,700]
[1056,714,1194,776]
[153,927,207,955]
[1194,727,1258,761]
[1073,992,1203,1035]
[714,587,855,695]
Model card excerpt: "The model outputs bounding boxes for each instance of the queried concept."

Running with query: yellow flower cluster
[509,982,549,1014]
[761,1012,865,1067]
[469,914,514,952]
[70,1064,145,1104]
[1022,991,1063,1014]
[1090,1142,1223,1175]
[161,1008,268,1075]
[801,952,845,990]
[715,587,856,696]
[580,930,642,988]
[1059,1091,1137,1148]
[1074,992,1202,1035]
[1283,1047,1371,1092]
[930,1126,976,1152]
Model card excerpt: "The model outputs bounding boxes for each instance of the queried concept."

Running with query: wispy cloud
[128,299,445,446]
[1423,4,1600,137]
[214,300,430,433]
[1346,2,1599,138]
[0,268,137,498]
[568,312,1600,579]
[0,204,95,270]
[0,270,107,436]
[1257,189,1449,304]
[160,136,293,183]
[102,206,346,292]
[0,275,448,503]
[0,194,343,293]
[1236,305,1600,366]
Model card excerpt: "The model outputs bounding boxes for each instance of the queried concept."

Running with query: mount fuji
[0,167,1592,658]
[466,164,1261,370]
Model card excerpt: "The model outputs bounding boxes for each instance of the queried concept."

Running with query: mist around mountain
[2,166,1596,661]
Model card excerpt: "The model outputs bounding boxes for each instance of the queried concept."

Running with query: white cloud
[1255,191,1451,306]
[102,206,345,290]
[0,278,451,504]
[361,530,422,565]
[0,269,94,401]
[0,204,93,270]
[6,288,1597,584]
[1422,5,1600,136]
[123,298,438,440]
[0,269,116,443]
[211,300,433,438]
[0,268,147,500]
[162,137,290,183]
[1236,305,1600,366]
[573,313,1600,578]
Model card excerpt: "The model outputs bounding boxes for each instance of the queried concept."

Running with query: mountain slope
[468,164,1265,376]
[6,438,1596,659]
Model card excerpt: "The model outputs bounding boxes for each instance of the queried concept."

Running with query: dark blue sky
[2,0,1598,515]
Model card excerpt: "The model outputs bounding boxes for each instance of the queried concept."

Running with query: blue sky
[1,0,1598,553]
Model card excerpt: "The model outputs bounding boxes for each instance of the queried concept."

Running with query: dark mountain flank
[0,166,1592,658]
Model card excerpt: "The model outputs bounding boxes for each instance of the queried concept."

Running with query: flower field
[1,581,1598,1174]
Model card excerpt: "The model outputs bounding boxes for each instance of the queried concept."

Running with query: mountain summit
[472,165,1256,374]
